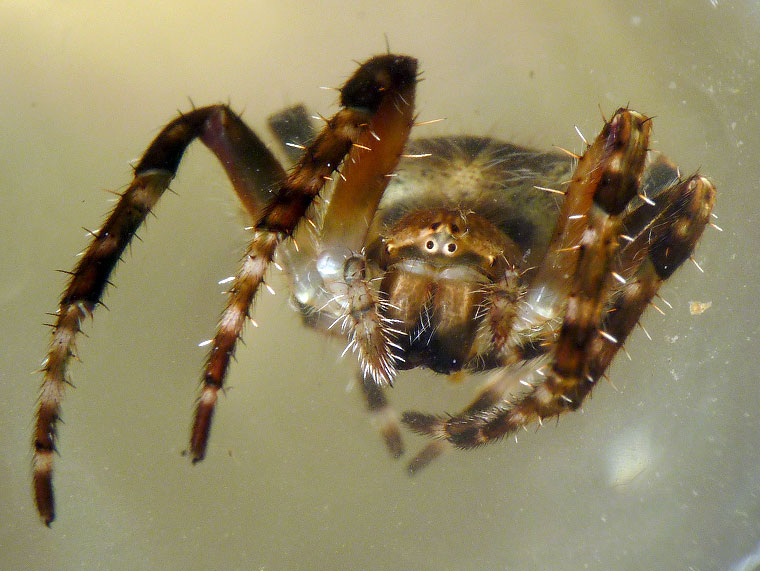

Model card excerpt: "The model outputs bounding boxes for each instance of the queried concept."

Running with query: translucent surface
[2,2,758,569]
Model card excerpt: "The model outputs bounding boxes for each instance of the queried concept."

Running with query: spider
[33,54,716,525]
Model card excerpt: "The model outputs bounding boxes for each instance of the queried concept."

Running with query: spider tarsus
[383,426,404,459]
[407,441,447,476]
[400,411,441,437]
[190,389,216,463]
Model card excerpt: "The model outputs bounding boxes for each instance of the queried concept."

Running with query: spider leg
[34,104,286,525]
[267,104,318,164]
[403,109,716,448]
[274,68,418,387]
[406,360,533,473]
[359,371,404,458]
[590,170,717,382]
[190,54,418,460]
[471,266,554,371]
[406,440,449,475]
[269,78,417,457]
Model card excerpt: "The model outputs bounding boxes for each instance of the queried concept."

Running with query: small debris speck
[689,300,712,315]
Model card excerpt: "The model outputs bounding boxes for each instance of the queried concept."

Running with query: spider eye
[451,223,460,234]
[447,243,457,253]
[426,240,435,250]
[430,222,441,231]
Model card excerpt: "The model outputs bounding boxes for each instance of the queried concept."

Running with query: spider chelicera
[34,54,716,525]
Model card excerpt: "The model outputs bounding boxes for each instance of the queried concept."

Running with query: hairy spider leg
[403,108,716,447]
[360,373,405,458]
[34,105,286,525]
[190,54,419,461]
[589,172,717,384]
[406,361,534,473]
[306,64,416,387]
[266,76,416,456]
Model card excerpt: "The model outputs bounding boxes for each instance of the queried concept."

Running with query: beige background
[2,1,758,569]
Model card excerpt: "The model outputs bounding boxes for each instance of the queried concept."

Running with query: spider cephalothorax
[34,54,716,525]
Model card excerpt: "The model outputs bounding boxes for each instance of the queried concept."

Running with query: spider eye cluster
[381,207,521,280]
[420,223,460,257]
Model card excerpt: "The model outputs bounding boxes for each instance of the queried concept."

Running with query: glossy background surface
[2,2,758,569]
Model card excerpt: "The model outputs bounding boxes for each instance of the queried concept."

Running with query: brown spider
[33,54,716,525]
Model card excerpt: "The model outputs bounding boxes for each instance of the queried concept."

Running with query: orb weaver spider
[34,54,716,525]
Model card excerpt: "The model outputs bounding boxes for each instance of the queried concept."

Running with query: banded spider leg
[274,73,419,457]
[403,108,716,449]
[34,54,418,525]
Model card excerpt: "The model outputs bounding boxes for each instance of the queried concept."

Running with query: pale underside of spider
[34,54,716,525]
